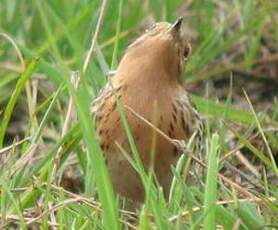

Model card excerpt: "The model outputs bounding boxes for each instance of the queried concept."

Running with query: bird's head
[123,18,191,80]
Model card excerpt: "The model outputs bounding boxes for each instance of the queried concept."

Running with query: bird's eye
[183,46,190,58]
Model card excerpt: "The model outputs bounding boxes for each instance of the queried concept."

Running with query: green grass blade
[0,58,39,148]
[73,83,120,230]
[244,90,278,177]
[192,95,256,125]
[238,201,265,229]
[204,133,219,230]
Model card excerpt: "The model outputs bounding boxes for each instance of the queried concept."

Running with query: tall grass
[0,0,277,229]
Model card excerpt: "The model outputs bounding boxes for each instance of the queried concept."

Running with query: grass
[204,133,219,230]
[0,0,277,229]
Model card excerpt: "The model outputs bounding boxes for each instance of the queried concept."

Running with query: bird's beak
[169,17,183,37]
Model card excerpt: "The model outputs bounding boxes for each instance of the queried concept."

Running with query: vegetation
[0,0,277,229]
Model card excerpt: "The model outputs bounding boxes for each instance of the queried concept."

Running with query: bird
[91,18,203,203]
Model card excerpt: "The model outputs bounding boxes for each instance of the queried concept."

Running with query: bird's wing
[179,92,205,156]
[90,83,113,115]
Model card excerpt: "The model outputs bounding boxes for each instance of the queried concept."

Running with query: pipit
[92,18,203,202]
